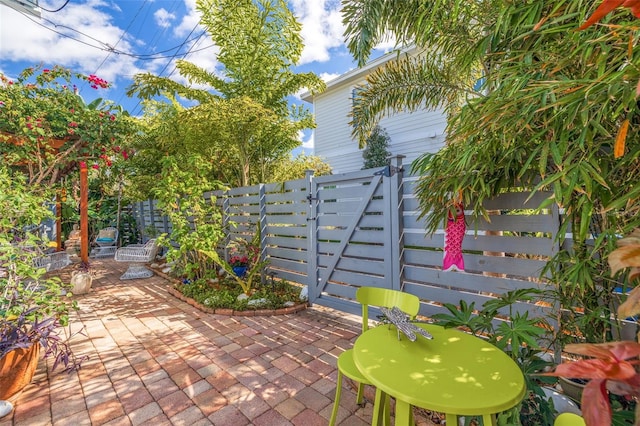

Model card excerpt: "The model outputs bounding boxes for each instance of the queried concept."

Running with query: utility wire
[91,0,149,97]
[38,0,70,13]
[20,10,213,60]
[131,18,206,116]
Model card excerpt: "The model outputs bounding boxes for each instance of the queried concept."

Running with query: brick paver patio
[0,259,428,425]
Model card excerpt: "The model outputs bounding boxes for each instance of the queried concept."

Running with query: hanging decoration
[443,203,466,272]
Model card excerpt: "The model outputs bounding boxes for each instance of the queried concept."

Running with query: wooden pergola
[3,133,91,264]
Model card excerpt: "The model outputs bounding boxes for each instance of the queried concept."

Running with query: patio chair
[114,239,158,280]
[329,286,421,426]
[91,227,118,258]
[32,251,71,272]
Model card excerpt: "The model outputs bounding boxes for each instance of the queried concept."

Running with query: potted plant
[0,167,85,407]
[229,253,249,277]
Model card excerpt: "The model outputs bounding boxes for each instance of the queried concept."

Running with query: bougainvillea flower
[544,341,640,425]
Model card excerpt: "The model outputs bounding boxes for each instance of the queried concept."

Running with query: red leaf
[564,341,640,361]
[554,358,637,380]
[579,1,626,30]
[582,379,613,426]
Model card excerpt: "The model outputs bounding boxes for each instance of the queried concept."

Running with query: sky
[0,0,391,155]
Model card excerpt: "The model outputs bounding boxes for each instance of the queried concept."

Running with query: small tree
[361,125,391,170]
[154,155,225,280]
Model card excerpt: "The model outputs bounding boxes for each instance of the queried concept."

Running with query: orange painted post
[80,163,89,264]
[56,191,62,251]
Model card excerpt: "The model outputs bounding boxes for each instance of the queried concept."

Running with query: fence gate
[306,157,405,313]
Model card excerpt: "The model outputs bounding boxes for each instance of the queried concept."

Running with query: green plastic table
[353,323,526,426]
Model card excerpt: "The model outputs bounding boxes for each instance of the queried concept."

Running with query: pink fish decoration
[443,204,465,272]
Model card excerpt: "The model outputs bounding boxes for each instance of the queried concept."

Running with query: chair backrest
[553,413,585,426]
[356,287,421,333]
[95,227,118,244]
[145,239,159,258]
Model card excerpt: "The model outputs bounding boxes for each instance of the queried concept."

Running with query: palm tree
[342,0,487,147]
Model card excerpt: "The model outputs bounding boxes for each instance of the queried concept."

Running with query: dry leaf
[609,246,640,275]
[614,119,629,158]
[618,285,640,318]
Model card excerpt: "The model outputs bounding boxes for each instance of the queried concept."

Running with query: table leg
[445,413,459,426]
[482,413,497,426]
[371,388,391,426]
[394,399,413,425]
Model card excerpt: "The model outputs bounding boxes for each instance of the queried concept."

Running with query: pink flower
[92,164,99,169]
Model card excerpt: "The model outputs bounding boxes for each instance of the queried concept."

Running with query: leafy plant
[361,125,391,169]
[154,155,225,280]
[200,235,269,296]
[545,227,640,425]
[432,288,557,425]
[229,254,249,268]
[0,65,136,186]
[127,0,325,188]
[0,166,83,372]
[177,276,301,311]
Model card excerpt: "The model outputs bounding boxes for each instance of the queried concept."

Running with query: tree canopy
[0,65,136,186]
[127,0,326,187]
[342,0,640,345]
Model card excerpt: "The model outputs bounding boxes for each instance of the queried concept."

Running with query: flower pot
[0,344,40,401]
[71,271,93,294]
[232,266,247,277]
[559,377,587,403]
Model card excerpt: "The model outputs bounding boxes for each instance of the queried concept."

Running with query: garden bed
[153,266,308,316]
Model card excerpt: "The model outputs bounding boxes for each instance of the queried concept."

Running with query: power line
[19,10,213,61]
[131,18,207,116]
[38,0,70,13]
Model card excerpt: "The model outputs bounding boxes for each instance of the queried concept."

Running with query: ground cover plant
[175,272,305,311]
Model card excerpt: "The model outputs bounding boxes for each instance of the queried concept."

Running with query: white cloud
[154,8,176,29]
[0,1,145,86]
[289,0,345,65]
[319,72,341,83]
[301,130,314,150]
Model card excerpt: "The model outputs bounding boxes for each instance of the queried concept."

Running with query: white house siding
[303,49,448,174]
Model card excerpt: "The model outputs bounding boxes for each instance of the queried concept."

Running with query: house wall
[304,50,448,174]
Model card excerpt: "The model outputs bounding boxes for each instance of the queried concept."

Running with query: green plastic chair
[329,286,421,426]
[554,412,586,426]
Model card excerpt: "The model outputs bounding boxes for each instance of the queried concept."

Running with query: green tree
[267,153,332,182]
[127,0,325,187]
[341,1,640,342]
[361,125,391,169]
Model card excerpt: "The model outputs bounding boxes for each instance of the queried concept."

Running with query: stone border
[153,266,308,316]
